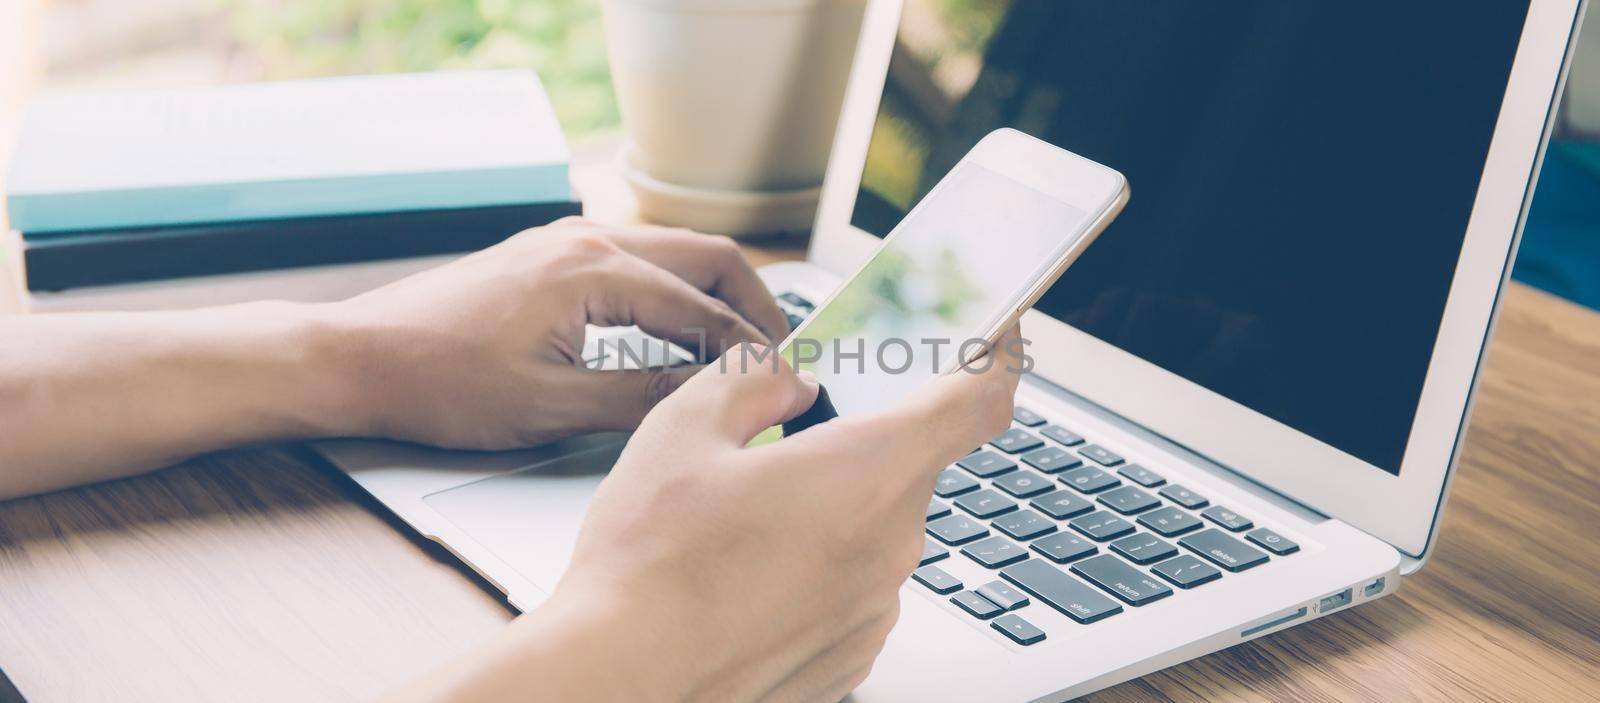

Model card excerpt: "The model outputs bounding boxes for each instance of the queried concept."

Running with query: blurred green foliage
[931,0,1007,60]
[792,243,981,362]
[859,0,1008,211]
[863,95,931,212]
[217,0,618,138]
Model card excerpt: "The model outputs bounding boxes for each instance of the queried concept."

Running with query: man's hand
[0,218,786,499]
[399,329,1024,702]
[327,217,792,449]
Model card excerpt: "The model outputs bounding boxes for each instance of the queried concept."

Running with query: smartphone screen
[779,161,1094,421]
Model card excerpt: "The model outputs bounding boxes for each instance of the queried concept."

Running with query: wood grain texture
[1086,283,1600,703]
[0,153,1595,701]
[0,448,512,702]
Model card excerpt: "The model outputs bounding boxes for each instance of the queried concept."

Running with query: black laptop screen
[850,0,1532,474]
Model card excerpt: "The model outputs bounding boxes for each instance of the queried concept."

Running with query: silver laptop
[316,1,1586,699]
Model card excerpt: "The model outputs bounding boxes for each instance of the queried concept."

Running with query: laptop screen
[850,0,1532,475]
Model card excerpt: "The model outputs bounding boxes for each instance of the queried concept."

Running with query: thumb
[809,325,1024,479]
[651,343,820,447]
[569,364,702,431]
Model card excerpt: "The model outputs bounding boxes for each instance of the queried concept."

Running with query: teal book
[6,70,572,234]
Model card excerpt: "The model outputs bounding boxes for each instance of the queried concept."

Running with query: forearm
[0,301,365,499]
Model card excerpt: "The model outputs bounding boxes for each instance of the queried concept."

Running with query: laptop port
[1240,607,1307,638]
[1363,577,1386,598]
[1318,588,1353,613]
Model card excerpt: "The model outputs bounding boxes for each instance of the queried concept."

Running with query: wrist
[504,588,701,701]
[392,587,706,703]
[262,300,385,439]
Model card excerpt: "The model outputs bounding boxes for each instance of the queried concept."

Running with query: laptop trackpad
[423,440,625,593]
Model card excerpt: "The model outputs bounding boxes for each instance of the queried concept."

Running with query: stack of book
[4,70,582,312]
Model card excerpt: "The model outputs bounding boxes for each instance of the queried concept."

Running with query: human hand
[324,217,790,450]
[522,329,1024,701]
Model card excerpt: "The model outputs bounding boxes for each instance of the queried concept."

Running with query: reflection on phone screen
[750,162,1091,444]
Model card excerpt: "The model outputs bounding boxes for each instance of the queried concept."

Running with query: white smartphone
[773,128,1128,432]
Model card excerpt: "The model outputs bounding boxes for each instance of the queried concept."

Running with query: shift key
[1000,559,1123,624]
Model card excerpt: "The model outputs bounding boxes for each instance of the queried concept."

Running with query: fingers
[880,324,1026,468]
[586,252,772,358]
[649,344,820,447]
[774,325,1025,483]
[571,221,792,344]
[560,365,703,432]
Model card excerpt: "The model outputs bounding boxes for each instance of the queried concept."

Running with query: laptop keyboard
[775,291,815,331]
[917,409,1301,646]
[770,289,1299,646]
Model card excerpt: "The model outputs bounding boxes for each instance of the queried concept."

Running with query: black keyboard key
[1079,444,1125,467]
[993,470,1054,498]
[951,590,1004,619]
[1202,506,1255,531]
[1021,446,1083,474]
[957,450,1017,478]
[1136,506,1203,537]
[920,539,949,566]
[1151,554,1222,589]
[1180,529,1271,572]
[934,469,979,498]
[991,613,1047,645]
[927,514,990,545]
[991,428,1044,454]
[1060,466,1121,494]
[1096,485,1161,515]
[912,565,962,594]
[1000,559,1122,624]
[1070,554,1174,606]
[1117,464,1166,487]
[975,581,1030,611]
[1109,533,1179,565]
[1069,510,1136,541]
[926,499,951,521]
[991,509,1057,541]
[1030,489,1095,520]
[777,292,814,311]
[954,489,1018,519]
[1246,528,1300,555]
[961,535,1030,569]
[1029,531,1097,563]
[1039,424,1085,446]
[1012,406,1047,427]
[1159,484,1210,510]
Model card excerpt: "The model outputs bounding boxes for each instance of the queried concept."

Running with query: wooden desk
[1,170,1597,699]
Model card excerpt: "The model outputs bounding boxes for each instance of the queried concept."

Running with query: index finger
[597,226,793,344]
[587,251,773,358]
[757,325,1027,480]
[875,324,1026,471]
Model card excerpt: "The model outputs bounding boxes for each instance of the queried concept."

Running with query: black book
[21,200,582,291]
